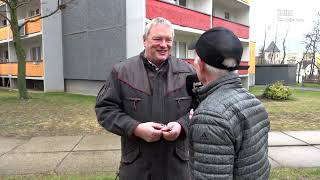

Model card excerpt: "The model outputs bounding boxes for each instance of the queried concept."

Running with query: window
[29,9,40,17]
[162,0,186,7]
[171,41,187,59]
[178,42,186,59]
[171,41,176,57]
[2,20,7,26]
[225,12,230,20]
[178,0,186,7]
[29,10,35,17]
[0,51,8,62]
[35,9,40,15]
[31,47,41,61]
[4,50,8,60]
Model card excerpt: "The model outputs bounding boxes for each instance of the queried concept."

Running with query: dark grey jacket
[189,73,270,180]
[95,54,194,180]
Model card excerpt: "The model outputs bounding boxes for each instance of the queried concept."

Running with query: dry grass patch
[0,89,106,137]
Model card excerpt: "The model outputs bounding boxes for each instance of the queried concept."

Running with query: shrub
[263,81,293,100]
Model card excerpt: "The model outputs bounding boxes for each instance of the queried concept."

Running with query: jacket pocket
[174,146,189,161]
[121,144,140,164]
[174,139,189,161]
[174,96,192,115]
[123,97,142,111]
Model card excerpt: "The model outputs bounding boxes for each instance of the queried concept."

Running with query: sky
[250,0,320,54]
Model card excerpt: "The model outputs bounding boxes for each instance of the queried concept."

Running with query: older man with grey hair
[188,27,270,180]
[96,17,194,180]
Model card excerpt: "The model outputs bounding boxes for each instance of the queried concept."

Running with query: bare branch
[280,25,290,64]
[14,1,31,9]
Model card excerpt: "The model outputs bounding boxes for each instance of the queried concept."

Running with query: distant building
[286,53,298,64]
[264,41,281,64]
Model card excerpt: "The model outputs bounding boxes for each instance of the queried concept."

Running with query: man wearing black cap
[188,27,270,180]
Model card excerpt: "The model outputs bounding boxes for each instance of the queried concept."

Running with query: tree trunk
[10,0,29,99]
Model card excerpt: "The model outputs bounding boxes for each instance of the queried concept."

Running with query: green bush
[263,81,293,100]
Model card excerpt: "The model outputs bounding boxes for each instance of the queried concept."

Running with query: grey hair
[222,58,237,68]
[204,58,237,75]
[143,17,174,40]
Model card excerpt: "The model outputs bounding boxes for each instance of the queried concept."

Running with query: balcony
[146,0,249,39]
[0,61,44,77]
[0,26,10,41]
[25,16,42,35]
[212,17,249,39]
[146,0,210,30]
[0,15,42,41]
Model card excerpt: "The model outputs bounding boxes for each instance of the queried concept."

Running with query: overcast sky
[250,0,320,54]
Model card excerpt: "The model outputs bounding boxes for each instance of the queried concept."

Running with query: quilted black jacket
[189,73,270,180]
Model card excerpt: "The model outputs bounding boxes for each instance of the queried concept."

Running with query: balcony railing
[25,16,42,35]
[146,0,249,39]
[0,26,10,40]
[212,17,249,39]
[0,61,44,77]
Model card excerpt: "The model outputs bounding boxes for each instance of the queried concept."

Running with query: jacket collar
[117,52,192,95]
[194,73,242,101]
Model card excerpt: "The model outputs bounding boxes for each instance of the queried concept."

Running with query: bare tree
[259,25,270,64]
[298,12,320,83]
[270,24,278,64]
[280,26,290,64]
[0,0,75,99]
[297,48,310,83]
[309,12,320,78]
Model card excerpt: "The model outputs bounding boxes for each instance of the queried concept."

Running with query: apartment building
[0,0,63,92]
[0,0,253,95]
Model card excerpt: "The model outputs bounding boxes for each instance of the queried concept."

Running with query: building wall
[62,0,126,83]
[126,0,145,59]
[42,0,64,92]
[65,79,104,96]
[188,0,212,15]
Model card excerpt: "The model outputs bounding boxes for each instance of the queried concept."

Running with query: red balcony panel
[146,0,210,31]
[238,61,249,75]
[182,59,249,76]
[212,17,249,39]
[146,1,249,39]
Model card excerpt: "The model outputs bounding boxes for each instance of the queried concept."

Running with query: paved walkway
[0,131,320,176]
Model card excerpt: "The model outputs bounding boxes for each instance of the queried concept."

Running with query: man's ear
[143,38,147,48]
[198,59,205,72]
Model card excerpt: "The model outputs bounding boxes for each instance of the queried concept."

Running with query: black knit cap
[190,27,243,71]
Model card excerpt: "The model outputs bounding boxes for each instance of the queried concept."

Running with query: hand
[162,122,181,141]
[133,122,163,142]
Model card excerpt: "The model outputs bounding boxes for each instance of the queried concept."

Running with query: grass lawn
[2,168,320,179]
[270,168,320,180]
[293,82,320,88]
[1,85,320,137]
[1,172,116,180]
[249,86,320,131]
[0,89,106,137]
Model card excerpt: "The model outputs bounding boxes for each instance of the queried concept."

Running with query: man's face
[144,24,173,65]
